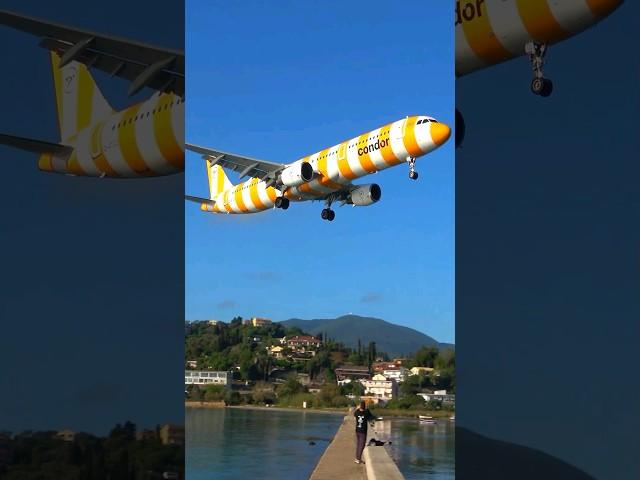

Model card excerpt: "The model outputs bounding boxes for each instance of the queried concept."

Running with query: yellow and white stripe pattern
[201,116,450,214]
[455,0,623,77]
[38,52,184,177]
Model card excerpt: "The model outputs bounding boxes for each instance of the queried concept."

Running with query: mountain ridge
[279,314,453,357]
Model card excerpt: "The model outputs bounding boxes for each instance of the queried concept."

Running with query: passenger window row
[111,97,184,130]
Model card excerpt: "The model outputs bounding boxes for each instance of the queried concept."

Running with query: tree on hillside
[252,381,275,405]
[366,341,377,368]
[277,375,306,397]
[415,346,440,367]
[203,385,225,402]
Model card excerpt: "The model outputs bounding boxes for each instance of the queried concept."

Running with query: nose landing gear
[407,157,419,180]
[526,41,553,97]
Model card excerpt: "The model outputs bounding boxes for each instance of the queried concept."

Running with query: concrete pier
[309,411,404,480]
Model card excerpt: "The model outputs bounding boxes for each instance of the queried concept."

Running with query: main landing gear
[321,196,336,222]
[526,41,553,97]
[407,157,419,180]
[321,208,335,221]
[275,196,289,210]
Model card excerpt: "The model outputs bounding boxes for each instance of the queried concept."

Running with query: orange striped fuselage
[202,115,450,214]
[37,92,184,177]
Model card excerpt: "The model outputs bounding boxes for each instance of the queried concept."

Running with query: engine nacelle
[349,184,382,206]
[278,162,314,187]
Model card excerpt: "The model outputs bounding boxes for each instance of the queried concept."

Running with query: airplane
[185,116,451,221]
[455,0,624,146]
[0,10,184,177]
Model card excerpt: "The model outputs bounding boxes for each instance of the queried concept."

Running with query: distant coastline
[185,402,345,415]
[185,401,452,419]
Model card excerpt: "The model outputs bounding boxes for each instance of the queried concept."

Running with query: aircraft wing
[0,10,184,97]
[0,133,73,155]
[185,195,214,206]
[186,143,284,182]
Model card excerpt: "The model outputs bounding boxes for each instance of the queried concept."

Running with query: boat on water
[449,416,455,421]
[419,415,436,424]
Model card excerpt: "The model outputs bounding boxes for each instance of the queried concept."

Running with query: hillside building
[185,370,231,387]
[284,335,321,353]
[417,391,455,406]
[244,317,272,327]
[410,366,435,376]
[335,365,370,383]
[55,430,75,442]
[382,366,409,383]
[372,360,403,373]
[186,360,198,369]
[159,424,184,446]
[267,345,285,359]
[359,374,398,402]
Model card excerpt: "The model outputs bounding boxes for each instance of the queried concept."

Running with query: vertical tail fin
[206,160,234,199]
[50,52,113,143]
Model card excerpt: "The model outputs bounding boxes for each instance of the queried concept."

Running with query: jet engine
[278,162,314,187]
[349,184,382,206]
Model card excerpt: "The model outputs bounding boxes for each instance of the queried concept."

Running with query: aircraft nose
[430,122,451,147]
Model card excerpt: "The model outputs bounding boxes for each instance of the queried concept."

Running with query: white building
[410,366,435,376]
[359,373,398,401]
[417,391,455,406]
[382,366,409,383]
[185,370,231,387]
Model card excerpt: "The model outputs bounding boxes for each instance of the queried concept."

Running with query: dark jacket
[354,407,375,434]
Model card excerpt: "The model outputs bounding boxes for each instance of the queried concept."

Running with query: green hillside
[279,314,453,357]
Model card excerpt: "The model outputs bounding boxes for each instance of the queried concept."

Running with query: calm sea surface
[186,408,454,479]
[186,408,342,480]
[372,417,455,479]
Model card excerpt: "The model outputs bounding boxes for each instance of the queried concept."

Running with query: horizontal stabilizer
[0,133,72,155]
[185,195,214,206]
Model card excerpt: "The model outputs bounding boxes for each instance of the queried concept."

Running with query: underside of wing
[186,143,284,182]
[0,133,73,155]
[0,9,184,97]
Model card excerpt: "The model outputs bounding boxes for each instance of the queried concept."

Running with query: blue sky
[186,1,455,343]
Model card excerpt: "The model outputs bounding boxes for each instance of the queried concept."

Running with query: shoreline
[185,402,453,419]
[185,402,346,415]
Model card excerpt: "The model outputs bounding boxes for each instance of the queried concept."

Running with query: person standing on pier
[354,400,375,464]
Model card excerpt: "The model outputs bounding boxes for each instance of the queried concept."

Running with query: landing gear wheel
[531,78,553,96]
[321,208,335,221]
[409,171,419,180]
[540,79,553,97]
[531,77,545,95]
[275,197,290,209]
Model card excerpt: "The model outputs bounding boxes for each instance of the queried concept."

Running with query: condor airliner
[0,10,184,177]
[186,116,451,221]
[455,0,623,145]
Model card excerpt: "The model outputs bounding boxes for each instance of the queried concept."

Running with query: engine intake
[279,162,313,187]
[349,184,382,206]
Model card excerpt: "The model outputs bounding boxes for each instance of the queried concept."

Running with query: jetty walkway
[309,410,404,480]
